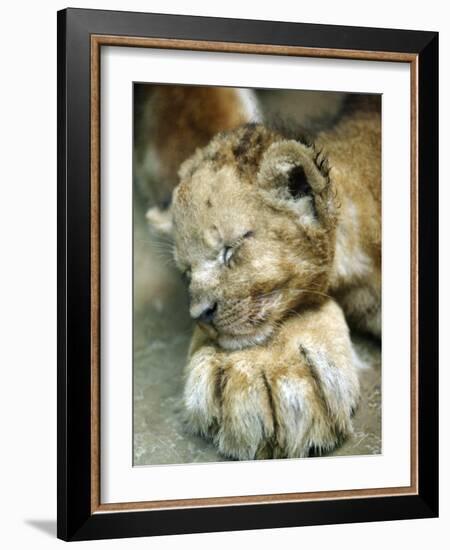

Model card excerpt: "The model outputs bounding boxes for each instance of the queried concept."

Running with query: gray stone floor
[133,198,381,466]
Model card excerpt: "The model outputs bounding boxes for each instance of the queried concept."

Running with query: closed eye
[222,230,253,268]
[223,246,233,267]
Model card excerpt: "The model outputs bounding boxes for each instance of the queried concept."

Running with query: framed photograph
[57,8,438,541]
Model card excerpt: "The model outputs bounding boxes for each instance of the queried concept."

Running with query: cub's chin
[216,324,275,351]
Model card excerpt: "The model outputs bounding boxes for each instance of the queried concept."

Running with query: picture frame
[57,7,438,541]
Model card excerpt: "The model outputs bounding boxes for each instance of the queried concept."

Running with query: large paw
[184,343,359,460]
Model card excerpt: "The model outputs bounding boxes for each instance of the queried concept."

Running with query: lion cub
[148,101,381,459]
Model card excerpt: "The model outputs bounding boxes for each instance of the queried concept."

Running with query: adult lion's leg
[184,301,360,460]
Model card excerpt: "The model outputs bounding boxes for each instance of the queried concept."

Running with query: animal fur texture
[144,86,381,459]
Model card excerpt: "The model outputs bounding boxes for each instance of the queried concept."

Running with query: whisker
[300,288,333,300]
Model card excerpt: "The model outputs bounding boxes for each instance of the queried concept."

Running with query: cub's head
[148,124,338,350]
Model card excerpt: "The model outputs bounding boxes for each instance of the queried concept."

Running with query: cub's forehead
[174,165,255,227]
[175,163,241,203]
[171,165,257,260]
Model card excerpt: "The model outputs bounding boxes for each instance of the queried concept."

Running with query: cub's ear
[257,140,333,225]
[146,205,173,237]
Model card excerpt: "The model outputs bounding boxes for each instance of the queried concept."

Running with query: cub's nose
[194,302,217,325]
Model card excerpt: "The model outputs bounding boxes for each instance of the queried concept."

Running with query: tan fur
[320,98,381,334]
[147,95,381,459]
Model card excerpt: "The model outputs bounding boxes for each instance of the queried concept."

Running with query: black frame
[57,7,438,541]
